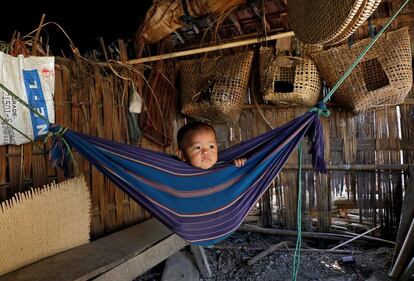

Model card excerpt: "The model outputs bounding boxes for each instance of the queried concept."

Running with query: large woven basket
[179,51,253,122]
[311,28,412,113]
[288,0,380,45]
[260,47,321,107]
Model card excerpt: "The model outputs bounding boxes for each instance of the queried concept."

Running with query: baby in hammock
[177,121,246,169]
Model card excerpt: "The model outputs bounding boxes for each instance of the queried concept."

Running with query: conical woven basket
[311,28,412,113]
[179,51,253,122]
[260,47,322,107]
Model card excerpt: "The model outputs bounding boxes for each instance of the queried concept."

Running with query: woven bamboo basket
[179,51,253,122]
[311,28,412,113]
[260,47,321,107]
[288,0,380,45]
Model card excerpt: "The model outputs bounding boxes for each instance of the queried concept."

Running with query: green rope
[292,142,303,281]
[322,0,412,103]
[309,104,331,117]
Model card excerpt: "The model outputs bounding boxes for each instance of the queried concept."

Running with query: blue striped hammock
[49,105,327,245]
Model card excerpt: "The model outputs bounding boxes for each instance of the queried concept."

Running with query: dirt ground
[136,231,395,281]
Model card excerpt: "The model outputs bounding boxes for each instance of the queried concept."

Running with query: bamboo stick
[31,14,46,56]
[247,242,287,265]
[330,225,381,250]
[127,31,295,65]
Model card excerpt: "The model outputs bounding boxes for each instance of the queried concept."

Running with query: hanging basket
[311,28,413,113]
[179,51,253,122]
[288,0,381,45]
[260,47,322,107]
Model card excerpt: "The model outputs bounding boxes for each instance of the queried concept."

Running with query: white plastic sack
[0,52,55,145]
[128,84,142,114]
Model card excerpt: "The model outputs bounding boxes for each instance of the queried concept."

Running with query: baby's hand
[234,158,246,167]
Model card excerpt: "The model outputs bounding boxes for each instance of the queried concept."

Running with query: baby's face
[179,128,218,169]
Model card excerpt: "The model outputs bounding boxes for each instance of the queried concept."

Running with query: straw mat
[0,176,91,275]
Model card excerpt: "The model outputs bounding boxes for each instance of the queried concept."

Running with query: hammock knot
[48,125,77,177]
[309,102,330,117]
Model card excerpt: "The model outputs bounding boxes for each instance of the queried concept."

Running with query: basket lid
[288,0,364,44]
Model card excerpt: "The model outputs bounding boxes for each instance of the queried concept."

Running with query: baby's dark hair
[177,121,216,149]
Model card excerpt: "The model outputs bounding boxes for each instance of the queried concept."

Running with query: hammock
[49,104,328,245]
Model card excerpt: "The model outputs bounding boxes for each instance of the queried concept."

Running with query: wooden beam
[127,31,295,65]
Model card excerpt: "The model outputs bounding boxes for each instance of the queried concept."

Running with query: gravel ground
[136,231,395,281]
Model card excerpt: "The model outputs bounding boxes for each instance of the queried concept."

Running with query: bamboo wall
[207,100,413,238]
[0,58,161,238]
[0,56,412,240]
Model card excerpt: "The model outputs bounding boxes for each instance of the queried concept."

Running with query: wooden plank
[0,219,187,281]
[95,235,187,281]
[190,246,212,279]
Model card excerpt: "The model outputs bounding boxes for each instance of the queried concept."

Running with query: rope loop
[309,102,330,117]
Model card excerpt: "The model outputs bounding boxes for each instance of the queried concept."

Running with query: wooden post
[393,165,414,262]
[390,218,414,279]
[399,257,414,281]
[191,246,212,279]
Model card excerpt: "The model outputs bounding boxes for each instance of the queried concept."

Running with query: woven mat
[0,176,91,275]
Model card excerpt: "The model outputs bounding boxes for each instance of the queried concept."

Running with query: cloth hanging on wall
[50,105,327,245]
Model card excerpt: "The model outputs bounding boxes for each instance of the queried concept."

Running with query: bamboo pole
[214,244,362,254]
[282,164,410,171]
[238,224,394,245]
[127,31,295,65]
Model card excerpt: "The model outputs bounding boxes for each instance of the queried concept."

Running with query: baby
[177,121,246,169]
